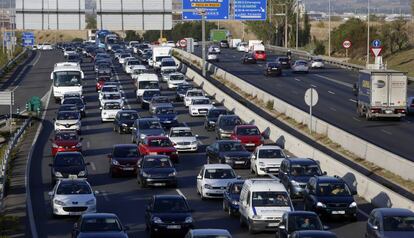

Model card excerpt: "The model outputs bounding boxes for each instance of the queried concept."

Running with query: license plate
[269,168,279,172]
[272,68,278,70]
[167,225,181,229]
[385,110,393,114]
[69,212,82,216]
[164,121,171,123]
[235,161,245,164]
[246,143,255,146]
[154,183,165,186]
[149,152,157,155]
[332,210,345,215]
[268,223,278,227]
[123,168,134,171]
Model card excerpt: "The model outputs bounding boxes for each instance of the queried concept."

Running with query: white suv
[250,145,286,176]
[196,164,240,199]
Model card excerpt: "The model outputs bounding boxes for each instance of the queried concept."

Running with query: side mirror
[197,175,202,180]
[195,134,199,138]
[49,138,54,142]
[323,171,327,175]
[53,118,56,121]
[236,175,242,179]
[279,225,286,230]
[94,190,100,195]
[48,191,54,196]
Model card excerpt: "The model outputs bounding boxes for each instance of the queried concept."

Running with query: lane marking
[311,84,317,88]
[358,208,369,218]
[314,74,353,88]
[381,129,392,135]
[329,107,337,112]
[32,51,42,66]
[294,78,301,82]
[328,91,335,95]
[101,191,110,202]
[176,189,186,198]
[349,99,357,103]
[113,63,131,109]
[86,141,90,148]
[353,117,361,122]
[90,162,96,171]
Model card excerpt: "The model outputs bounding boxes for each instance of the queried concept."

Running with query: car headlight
[252,214,262,219]
[204,184,212,189]
[152,217,163,224]
[232,200,239,206]
[55,171,63,177]
[172,151,178,155]
[173,116,178,121]
[86,198,96,205]
[78,171,86,177]
[349,202,357,208]
[142,172,150,177]
[168,171,177,177]
[191,108,197,112]
[291,180,299,186]
[121,123,128,127]
[185,217,193,223]
[208,121,215,125]
[140,134,146,139]
[54,199,65,206]
[224,156,231,162]
[112,159,120,165]
[258,162,265,166]
[316,202,327,208]
[55,122,61,126]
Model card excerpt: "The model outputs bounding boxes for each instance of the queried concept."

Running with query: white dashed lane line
[294,78,301,82]
[381,129,392,135]
[353,117,361,122]
[349,99,357,103]
[328,91,335,95]
[90,161,96,171]
[176,189,186,198]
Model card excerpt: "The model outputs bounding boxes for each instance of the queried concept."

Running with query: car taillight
[371,108,381,113]
[395,109,406,113]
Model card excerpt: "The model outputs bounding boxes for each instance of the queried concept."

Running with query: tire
[200,188,205,200]
[250,165,255,174]
[248,219,257,234]
[240,215,246,227]
[223,200,228,212]
[141,179,147,188]
[117,127,122,134]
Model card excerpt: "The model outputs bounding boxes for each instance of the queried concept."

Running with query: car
[215,114,243,140]
[230,124,264,151]
[101,101,123,122]
[95,75,111,92]
[188,97,214,116]
[220,40,229,48]
[108,144,141,177]
[278,211,326,238]
[149,96,171,114]
[236,42,248,52]
[176,83,194,101]
[206,140,251,168]
[99,92,124,108]
[241,53,256,64]
[113,110,140,134]
[137,155,177,187]
[131,118,165,144]
[58,104,79,114]
[99,85,121,101]
[303,176,358,220]
[168,127,199,152]
[311,58,325,69]
[207,52,219,62]
[141,89,161,109]
[406,96,414,114]
[208,45,220,54]
[185,229,232,238]
[54,111,82,134]
[62,97,86,117]
[184,89,205,107]
[50,131,83,157]
[290,231,338,238]
[49,178,96,217]
[161,68,177,83]
[130,65,148,80]
[292,60,309,73]
[138,136,179,163]
[204,107,228,131]
[72,213,129,238]
[222,180,244,216]
[365,208,414,238]
[145,195,194,238]
[153,104,179,128]
[167,72,186,89]
[49,152,89,183]
[124,59,141,74]
[252,50,266,61]
[118,53,132,64]
[250,145,286,176]
[264,62,282,76]
[196,164,240,199]
[275,57,291,69]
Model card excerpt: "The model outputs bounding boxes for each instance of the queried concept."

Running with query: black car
[365,208,414,238]
[149,96,171,114]
[137,155,177,188]
[67,53,82,64]
[141,89,161,109]
[264,62,282,77]
[204,107,228,131]
[241,53,257,64]
[206,140,251,168]
[49,152,89,183]
[113,110,140,134]
[215,114,243,140]
[220,40,229,48]
[62,97,86,117]
[145,195,194,238]
[303,176,358,221]
[223,180,244,216]
[275,56,291,69]
[109,144,141,177]
[72,213,129,238]
[58,104,79,114]
[176,83,194,101]
[278,211,326,238]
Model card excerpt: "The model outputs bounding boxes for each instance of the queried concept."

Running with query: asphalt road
[26,51,374,238]
[193,47,414,161]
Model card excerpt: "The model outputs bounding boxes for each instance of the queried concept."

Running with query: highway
[193,47,414,161]
[24,50,376,238]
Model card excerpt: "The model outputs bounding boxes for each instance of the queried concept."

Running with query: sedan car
[207,52,219,62]
[292,60,309,73]
[137,155,177,187]
[153,104,179,128]
[72,213,129,238]
[145,195,194,238]
[167,72,186,89]
[50,131,83,157]
[49,178,96,217]
[230,124,264,151]
[184,89,205,107]
[50,152,89,183]
[189,97,214,116]
[149,96,171,114]
[365,208,414,238]
[204,107,228,131]
[208,45,220,54]
[109,144,141,177]
[206,140,251,168]
[241,53,256,64]
[223,180,244,216]
[99,92,124,108]
[278,211,326,238]
[138,136,179,163]
[168,127,199,152]
[101,102,123,122]
[113,110,140,134]
[264,62,282,77]
[196,164,240,199]
[54,111,81,134]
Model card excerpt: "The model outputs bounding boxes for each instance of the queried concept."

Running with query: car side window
[246,192,251,206]
[199,169,204,178]
[213,143,219,151]
[368,212,375,225]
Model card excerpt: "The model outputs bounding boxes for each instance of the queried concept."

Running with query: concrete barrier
[175,56,414,210]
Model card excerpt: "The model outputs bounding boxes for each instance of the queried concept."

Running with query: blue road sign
[3,32,12,44]
[234,0,267,21]
[182,0,230,20]
[372,39,381,48]
[22,32,35,47]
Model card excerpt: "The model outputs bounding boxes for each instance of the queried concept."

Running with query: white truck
[230,38,241,48]
[51,62,84,102]
[152,46,172,70]
[356,70,407,120]
[248,40,263,52]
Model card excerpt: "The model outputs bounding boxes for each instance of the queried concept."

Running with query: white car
[41,43,53,50]
[99,92,124,107]
[197,164,239,199]
[237,42,248,52]
[207,52,219,62]
[189,97,214,116]
[168,127,198,152]
[122,57,136,68]
[167,72,186,89]
[161,69,177,82]
[99,85,121,101]
[184,89,205,107]
[124,59,141,74]
[49,178,96,216]
[63,48,76,57]
[118,53,132,64]
[311,58,325,68]
[101,101,123,122]
[208,45,221,54]
[163,41,176,48]
[54,111,81,133]
[250,145,286,176]
[131,65,148,80]
[292,60,309,73]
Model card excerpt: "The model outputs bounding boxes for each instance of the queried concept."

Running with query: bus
[51,62,84,102]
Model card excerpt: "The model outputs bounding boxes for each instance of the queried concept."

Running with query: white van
[51,62,84,102]
[239,178,293,233]
[135,73,159,100]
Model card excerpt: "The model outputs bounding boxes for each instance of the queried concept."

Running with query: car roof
[191,229,231,236]
[171,127,191,131]
[244,178,285,191]
[82,213,118,219]
[374,208,414,216]
[203,164,233,169]
[285,157,316,164]
[314,176,343,183]
[256,145,282,150]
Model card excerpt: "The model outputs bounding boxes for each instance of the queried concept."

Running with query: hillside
[305,0,411,14]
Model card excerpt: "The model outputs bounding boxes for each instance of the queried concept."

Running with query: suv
[131,118,165,144]
[278,211,326,238]
[278,158,325,198]
[303,176,358,221]
[215,115,242,140]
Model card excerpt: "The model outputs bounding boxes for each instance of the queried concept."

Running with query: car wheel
[200,188,205,200]
[248,219,257,234]
[117,127,122,134]
[141,180,147,188]
[240,215,246,227]
[113,126,116,132]
[149,228,156,238]
[222,200,228,211]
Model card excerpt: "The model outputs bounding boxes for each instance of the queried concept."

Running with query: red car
[50,131,83,156]
[108,144,141,177]
[96,76,110,91]
[230,125,264,151]
[253,50,267,61]
[138,136,179,163]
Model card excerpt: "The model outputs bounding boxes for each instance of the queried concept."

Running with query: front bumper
[250,218,281,231]
[203,188,226,198]
[151,223,193,236]
[256,166,280,175]
[111,165,137,175]
[53,204,96,216]
[143,177,177,186]
[226,159,250,169]
[119,125,134,133]
[174,144,198,152]
[315,206,357,217]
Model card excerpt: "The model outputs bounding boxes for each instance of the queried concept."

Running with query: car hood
[317,196,354,204]
[54,165,85,174]
[113,156,140,165]
[257,158,283,167]
[56,119,79,125]
[54,194,94,204]
[152,212,191,223]
[169,137,197,143]
[290,176,313,184]
[190,104,213,109]
[253,206,292,217]
[142,167,175,175]
[220,151,251,158]
[236,135,261,142]
[382,231,414,238]
[204,178,238,187]
[55,140,79,146]
[78,232,128,238]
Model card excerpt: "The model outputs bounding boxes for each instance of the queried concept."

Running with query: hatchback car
[264,62,282,77]
[167,72,186,89]
[50,131,83,156]
[61,97,85,117]
[250,145,286,175]
[99,92,124,108]
[206,140,251,169]
[72,213,129,238]
[101,101,123,122]
[54,111,81,134]
[241,53,256,64]
[222,180,244,216]
[131,118,165,144]
[138,136,179,163]
[145,195,194,237]
[109,144,141,177]
[204,107,228,131]
[113,110,140,134]
[215,115,243,140]
[292,60,309,73]
[168,127,199,152]
[137,155,177,187]
[230,124,263,151]
[311,58,325,69]
[50,152,89,183]
[208,45,220,54]
[275,57,291,69]
[196,164,240,199]
[278,211,326,238]
[366,208,414,238]
[189,97,214,116]
[207,52,219,62]
[184,89,205,107]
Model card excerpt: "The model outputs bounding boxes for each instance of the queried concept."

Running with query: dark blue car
[222,180,244,216]
[153,104,178,128]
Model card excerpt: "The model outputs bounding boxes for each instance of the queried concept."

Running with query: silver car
[292,60,309,73]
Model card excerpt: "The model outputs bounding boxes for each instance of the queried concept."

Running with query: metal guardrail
[0,117,32,208]
[0,48,28,78]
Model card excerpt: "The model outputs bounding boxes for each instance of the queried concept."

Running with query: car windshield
[55,132,78,141]
[153,198,189,213]
[288,215,323,231]
[162,61,176,67]
[133,69,147,74]
[237,127,260,136]
[204,169,236,179]
[128,60,140,65]
[54,154,84,166]
[208,109,227,117]
[383,216,414,232]
[59,105,77,111]
[177,85,193,92]
[187,91,203,97]
[56,182,91,195]
[80,217,122,232]
[152,97,169,104]
[156,56,170,62]
[103,94,121,100]
[219,142,245,152]
[296,61,308,66]
[267,63,278,68]
[192,99,210,105]
[113,146,138,158]
[162,69,176,74]
[140,120,162,129]
[54,71,82,87]
[102,86,118,93]
[290,164,321,177]
[170,130,193,137]
[143,91,160,98]
[148,138,172,147]
[143,157,172,168]
[317,182,351,196]
[170,74,184,81]
[119,112,139,120]
[252,192,290,207]
[63,98,83,106]
[221,117,242,126]
[57,111,79,120]
[104,103,121,110]
[258,149,285,158]
[255,51,265,54]
[139,81,159,89]
[155,107,175,115]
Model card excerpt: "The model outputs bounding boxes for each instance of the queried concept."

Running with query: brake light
[370,108,381,113]
[395,109,406,113]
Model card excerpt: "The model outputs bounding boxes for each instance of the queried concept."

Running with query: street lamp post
[328,0,331,57]
[296,0,299,50]
[366,0,370,66]
[201,10,206,77]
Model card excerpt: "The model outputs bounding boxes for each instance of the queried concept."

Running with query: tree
[300,12,311,46]
[85,15,97,29]
[379,18,409,55]
[125,30,141,42]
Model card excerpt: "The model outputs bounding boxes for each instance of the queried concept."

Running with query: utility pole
[328,0,331,56]
[269,3,288,48]
[296,0,299,50]
[201,10,206,77]
[366,0,370,66]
